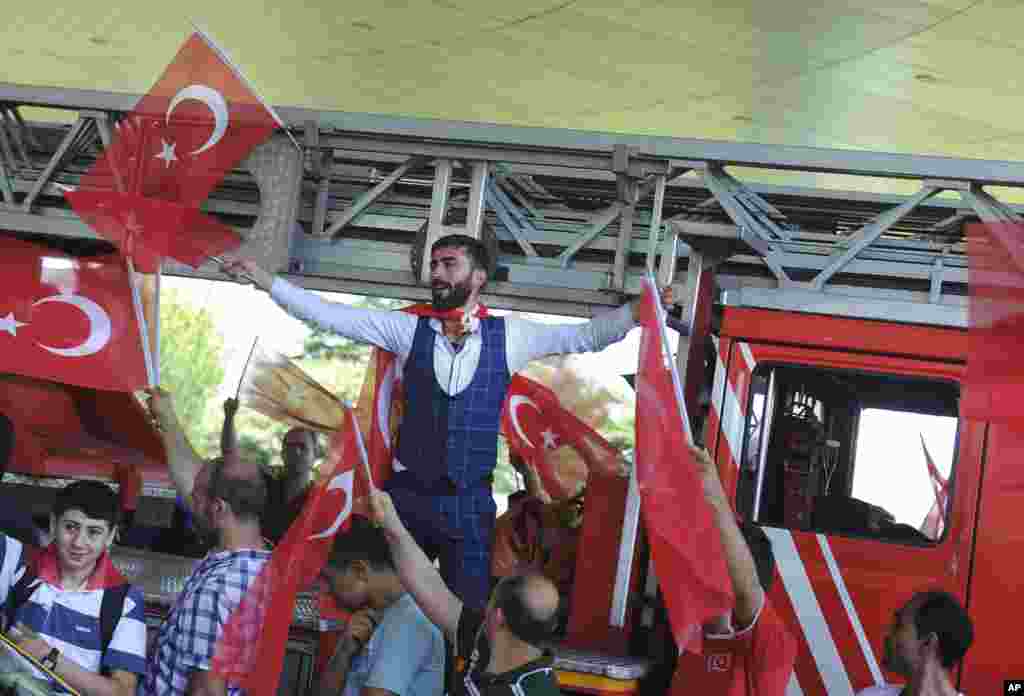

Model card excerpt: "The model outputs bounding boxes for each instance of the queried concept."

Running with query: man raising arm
[368,488,561,696]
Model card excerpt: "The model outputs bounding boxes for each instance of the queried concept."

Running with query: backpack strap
[98,583,130,675]
[4,570,40,633]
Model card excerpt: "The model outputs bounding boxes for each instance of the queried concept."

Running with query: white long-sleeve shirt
[270,278,636,396]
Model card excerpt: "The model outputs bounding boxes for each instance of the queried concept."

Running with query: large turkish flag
[0,236,148,391]
[635,276,733,653]
[66,31,279,270]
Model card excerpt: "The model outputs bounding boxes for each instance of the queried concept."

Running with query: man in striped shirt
[1,480,147,696]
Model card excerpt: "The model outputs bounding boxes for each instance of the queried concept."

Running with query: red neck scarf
[401,303,490,338]
[34,544,127,590]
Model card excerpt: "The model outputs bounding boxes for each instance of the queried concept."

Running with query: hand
[9,624,50,662]
[146,387,178,430]
[630,284,674,323]
[342,608,380,650]
[219,255,274,292]
[368,489,403,536]
[223,398,240,418]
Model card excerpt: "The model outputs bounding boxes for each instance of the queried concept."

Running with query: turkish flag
[964,222,1024,421]
[501,374,626,499]
[211,407,359,695]
[919,434,949,539]
[635,276,733,654]
[66,31,279,269]
[0,236,148,392]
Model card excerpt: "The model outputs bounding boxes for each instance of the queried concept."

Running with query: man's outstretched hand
[219,255,274,292]
[631,284,674,323]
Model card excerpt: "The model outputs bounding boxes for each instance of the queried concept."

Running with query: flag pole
[235,335,260,399]
[345,402,375,490]
[153,267,162,385]
[646,272,694,446]
[189,21,303,154]
[127,256,158,387]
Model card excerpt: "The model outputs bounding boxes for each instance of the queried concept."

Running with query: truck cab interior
[736,365,959,546]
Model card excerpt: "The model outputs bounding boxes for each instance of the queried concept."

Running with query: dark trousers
[384,472,496,609]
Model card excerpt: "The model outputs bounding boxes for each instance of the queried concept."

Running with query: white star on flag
[541,429,559,450]
[155,138,178,167]
[0,312,28,336]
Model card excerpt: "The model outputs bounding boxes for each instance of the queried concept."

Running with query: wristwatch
[41,647,60,671]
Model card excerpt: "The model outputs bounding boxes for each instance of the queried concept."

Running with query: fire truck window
[738,365,958,546]
[851,409,956,541]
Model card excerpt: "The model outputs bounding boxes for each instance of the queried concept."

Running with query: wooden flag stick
[126,256,157,388]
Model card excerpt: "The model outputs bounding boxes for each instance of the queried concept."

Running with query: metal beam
[22,115,92,211]
[326,155,427,238]
[419,159,452,285]
[558,203,624,268]
[646,174,666,274]
[6,82,1024,184]
[810,186,940,290]
[723,285,967,328]
[464,161,488,239]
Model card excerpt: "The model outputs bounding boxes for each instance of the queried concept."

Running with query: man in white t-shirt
[857,591,973,696]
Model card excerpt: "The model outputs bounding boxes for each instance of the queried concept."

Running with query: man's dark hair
[326,515,396,571]
[53,480,120,529]
[494,574,559,646]
[912,590,974,668]
[208,459,267,522]
[740,522,776,592]
[432,234,491,278]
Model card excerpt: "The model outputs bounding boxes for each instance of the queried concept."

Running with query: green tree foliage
[158,288,225,458]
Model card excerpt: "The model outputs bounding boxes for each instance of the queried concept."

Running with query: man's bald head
[203,456,267,523]
[494,572,560,645]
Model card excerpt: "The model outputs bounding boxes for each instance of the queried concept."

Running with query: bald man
[369,488,562,696]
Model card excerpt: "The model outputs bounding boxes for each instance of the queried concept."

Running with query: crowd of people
[0,234,976,696]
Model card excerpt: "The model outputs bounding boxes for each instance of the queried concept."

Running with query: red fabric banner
[635,277,733,654]
[65,31,277,270]
[0,236,147,391]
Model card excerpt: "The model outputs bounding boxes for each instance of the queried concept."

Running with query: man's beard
[431,278,473,311]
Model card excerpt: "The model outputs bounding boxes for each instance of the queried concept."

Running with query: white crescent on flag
[509,395,540,449]
[33,291,112,357]
[166,84,229,155]
[308,470,354,541]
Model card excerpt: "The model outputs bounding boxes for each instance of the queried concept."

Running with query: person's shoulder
[518,664,561,695]
[396,594,443,636]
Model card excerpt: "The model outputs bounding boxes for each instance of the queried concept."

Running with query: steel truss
[1,82,1022,322]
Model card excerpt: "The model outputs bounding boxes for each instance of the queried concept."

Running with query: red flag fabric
[964,221,1024,421]
[210,407,359,694]
[919,434,949,540]
[635,276,733,654]
[0,236,147,391]
[65,31,278,269]
[501,374,626,499]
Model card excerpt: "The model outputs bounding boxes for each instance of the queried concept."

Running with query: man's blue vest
[395,316,511,490]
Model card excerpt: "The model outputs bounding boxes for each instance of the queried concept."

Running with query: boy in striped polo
[2,480,147,696]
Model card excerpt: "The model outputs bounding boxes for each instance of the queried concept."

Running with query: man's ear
[351,559,371,582]
[472,267,487,291]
